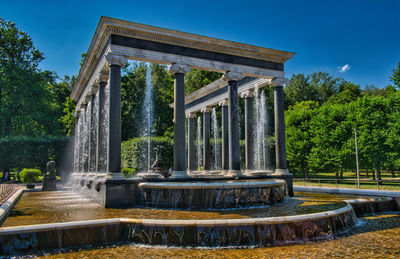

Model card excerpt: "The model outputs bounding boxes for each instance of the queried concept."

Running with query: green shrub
[19,168,42,183]
[121,137,173,172]
[121,167,136,177]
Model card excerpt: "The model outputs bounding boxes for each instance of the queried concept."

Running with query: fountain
[248,87,273,176]
[197,116,202,170]
[1,17,398,257]
[211,107,221,171]
[137,64,159,179]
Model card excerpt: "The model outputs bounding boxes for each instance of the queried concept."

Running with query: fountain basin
[139,179,287,209]
[0,203,356,255]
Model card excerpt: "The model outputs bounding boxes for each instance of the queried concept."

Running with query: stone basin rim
[138,179,286,189]
[0,202,354,234]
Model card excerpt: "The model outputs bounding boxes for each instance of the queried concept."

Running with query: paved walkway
[294,185,400,197]
[0,184,23,206]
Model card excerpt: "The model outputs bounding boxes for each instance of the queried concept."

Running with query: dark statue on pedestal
[42,161,57,191]
[152,146,170,178]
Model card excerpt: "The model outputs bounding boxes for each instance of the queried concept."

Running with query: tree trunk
[305,166,309,180]
[375,168,382,185]
[340,168,344,179]
[391,168,395,178]
[372,168,376,180]
[366,168,369,178]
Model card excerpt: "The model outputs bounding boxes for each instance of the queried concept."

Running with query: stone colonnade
[73,53,127,179]
[186,77,288,176]
[73,54,288,178]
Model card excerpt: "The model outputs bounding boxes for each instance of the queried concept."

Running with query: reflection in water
[3,191,366,227]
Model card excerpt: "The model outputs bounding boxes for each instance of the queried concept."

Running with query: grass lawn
[292,169,400,191]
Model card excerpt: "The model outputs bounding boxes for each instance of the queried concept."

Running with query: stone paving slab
[294,186,400,197]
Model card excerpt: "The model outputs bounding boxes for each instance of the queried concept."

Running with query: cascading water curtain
[197,116,202,170]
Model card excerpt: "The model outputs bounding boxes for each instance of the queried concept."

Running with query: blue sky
[1,0,399,87]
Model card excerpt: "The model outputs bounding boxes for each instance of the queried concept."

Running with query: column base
[137,171,161,179]
[106,172,125,180]
[171,170,189,178]
[226,170,242,177]
[244,169,273,176]
[95,173,107,179]
[273,169,291,175]
[220,170,230,176]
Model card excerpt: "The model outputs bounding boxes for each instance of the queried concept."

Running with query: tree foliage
[285,72,341,107]
[390,61,400,88]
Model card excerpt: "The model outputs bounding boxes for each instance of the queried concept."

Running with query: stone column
[73,110,80,173]
[169,63,190,178]
[96,73,108,173]
[83,99,90,172]
[223,72,243,176]
[242,90,255,172]
[186,113,196,171]
[201,107,212,172]
[105,53,127,178]
[88,86,98,173]
[79,104,85,172]
[272,78,289,175]
[219,99,229,173]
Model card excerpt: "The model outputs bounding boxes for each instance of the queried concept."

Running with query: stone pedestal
[42,174,57,191]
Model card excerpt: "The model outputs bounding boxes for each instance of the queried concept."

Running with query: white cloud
[337,64,350,73]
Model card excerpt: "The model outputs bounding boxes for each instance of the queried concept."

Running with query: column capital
[96,72,108,84]
[80,101,86,109]
[169,63,190,74]
[201,107,213,113]
[218,99,228,106]
[90,85,98,95]
[222,71,243,82]
[271,77,289,87]
[105,53,128,67]
[73,110,80,118]
[241,89,254,98]
[186,113,196,119]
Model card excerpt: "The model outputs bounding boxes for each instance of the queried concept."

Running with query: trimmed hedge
[19,168,42,183]
[0,136,72,172]
[121,137,173,172]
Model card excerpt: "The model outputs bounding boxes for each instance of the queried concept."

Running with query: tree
[328,81,361,104]
[0,18,68,137]
[285,101,319,178]
[285,72,341,107]
[390,61,400,88]
[184,69,222,95]
[308,102,354,178]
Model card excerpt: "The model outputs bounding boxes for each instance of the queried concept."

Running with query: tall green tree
[390,61,400,88]
[285,101,319,178]
[285,72,341,107]
[0,18,69,137]
[184,69,222,95]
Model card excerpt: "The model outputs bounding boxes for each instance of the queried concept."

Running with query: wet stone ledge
[0,204,357,256]
[138,180,287,209]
